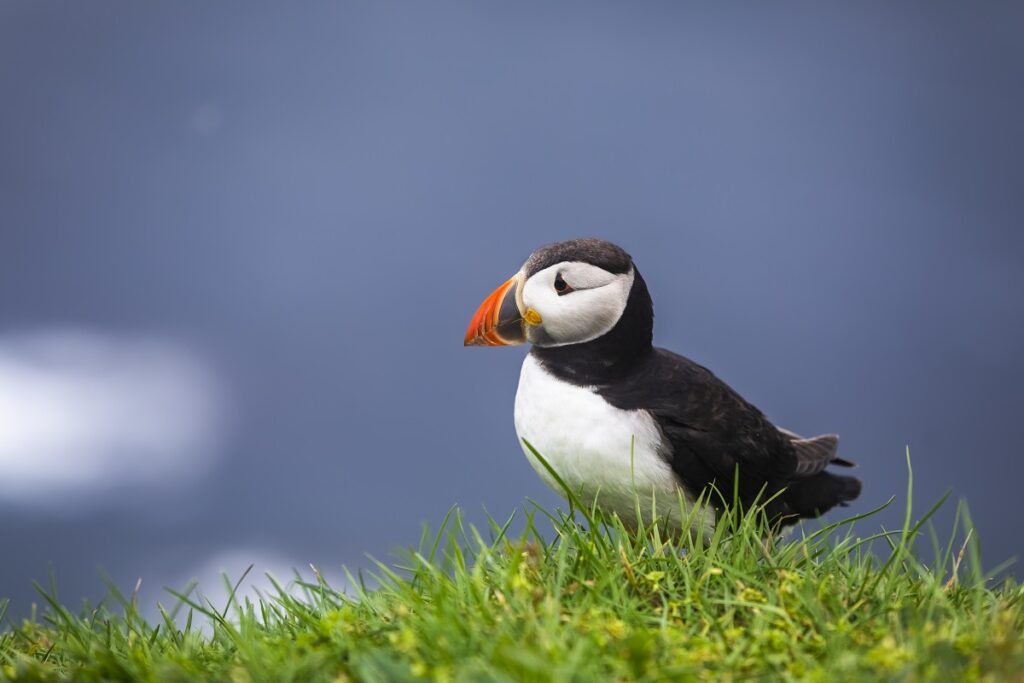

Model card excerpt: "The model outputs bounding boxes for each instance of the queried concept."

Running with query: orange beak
[464,275,526,346]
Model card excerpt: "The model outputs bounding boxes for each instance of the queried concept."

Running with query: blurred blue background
[1,2,1022,617]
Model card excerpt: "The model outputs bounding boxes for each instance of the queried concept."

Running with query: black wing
[595,348,859,521]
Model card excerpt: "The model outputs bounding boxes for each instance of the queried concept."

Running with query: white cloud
[150,548,352,627]
[0,329,226,505]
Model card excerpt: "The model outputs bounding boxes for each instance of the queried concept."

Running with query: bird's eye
[554,273,573,295]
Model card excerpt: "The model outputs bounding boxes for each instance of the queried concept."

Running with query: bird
[464,238,861,539]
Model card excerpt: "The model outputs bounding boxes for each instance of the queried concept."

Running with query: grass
[2,448,1023,682]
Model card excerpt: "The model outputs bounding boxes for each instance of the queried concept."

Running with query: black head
[524,238,634,278]
[465,238,655,380]
[526,239,654,382]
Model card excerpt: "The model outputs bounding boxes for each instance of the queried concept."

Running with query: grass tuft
[2,453,1023,682]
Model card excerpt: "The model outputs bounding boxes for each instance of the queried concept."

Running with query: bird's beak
[464,272,527,346]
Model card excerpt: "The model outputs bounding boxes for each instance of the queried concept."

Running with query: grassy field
[2,451,1023,682]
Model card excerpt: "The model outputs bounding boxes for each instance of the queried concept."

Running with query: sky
[1,2,1022,619]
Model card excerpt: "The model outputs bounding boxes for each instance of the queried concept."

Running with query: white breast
[513,355,713,539]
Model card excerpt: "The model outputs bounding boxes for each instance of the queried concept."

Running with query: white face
[520,262,635,347]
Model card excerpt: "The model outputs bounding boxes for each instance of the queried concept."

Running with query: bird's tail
[786,471,862,519]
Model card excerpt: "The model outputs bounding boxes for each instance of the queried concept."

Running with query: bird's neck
[530,268,655,386]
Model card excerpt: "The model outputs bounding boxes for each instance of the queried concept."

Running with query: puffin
[464,238,861,537]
